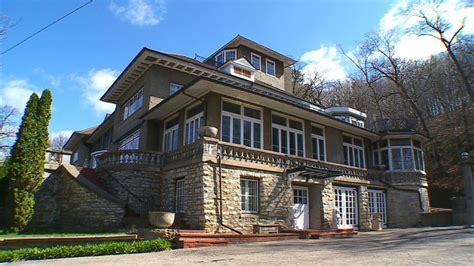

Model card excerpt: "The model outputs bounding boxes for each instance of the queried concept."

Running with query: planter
[148,211,175,228]
[197,126,218,138]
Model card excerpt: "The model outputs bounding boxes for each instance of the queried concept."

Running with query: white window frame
[215,49,237,64]
[119,130,140,150]
[170,83,183,95]
[368,189,387,226]
[266,59,276,76]
[122,88,144,120]
[311,124,326,161]
[220,99,263,149]
[176,179,185,213]
[163,116,180,152]
[241,178,259,213]
[272,113,305,157]
[413,146,425,172]
[343,134,365,169]
[184,105,204,145]
[251,53,261,70]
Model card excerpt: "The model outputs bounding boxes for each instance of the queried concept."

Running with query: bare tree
[291,64,328,106]
[0,106,19,155]
[50,133,69,150]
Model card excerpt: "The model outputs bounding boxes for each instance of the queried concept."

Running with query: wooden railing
[95,150,162,167]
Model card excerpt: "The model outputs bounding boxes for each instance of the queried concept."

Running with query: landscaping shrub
[0,238,171,262]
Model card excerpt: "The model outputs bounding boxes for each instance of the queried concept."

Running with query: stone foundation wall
[31,171,125,231]
[386,188,422,228]
[95,167,161,216]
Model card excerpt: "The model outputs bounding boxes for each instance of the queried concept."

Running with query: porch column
[320,179,334,229]
[358,185,371,231]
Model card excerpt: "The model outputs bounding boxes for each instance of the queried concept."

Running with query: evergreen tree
[7,93,40,232]
[33,90,52,187]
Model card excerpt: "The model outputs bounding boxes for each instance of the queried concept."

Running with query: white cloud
[50,130,73,140]
[72,69,117,115]
[0,80,39,112]
[109,0,166,26]
[380,0,474,60]
[300,46,347,81]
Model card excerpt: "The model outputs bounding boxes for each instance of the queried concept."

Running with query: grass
[0,238,171,262]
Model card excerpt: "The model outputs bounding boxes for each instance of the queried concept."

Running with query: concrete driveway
[12,226,474,265]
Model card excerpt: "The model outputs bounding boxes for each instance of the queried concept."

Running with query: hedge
[0,238,171,262]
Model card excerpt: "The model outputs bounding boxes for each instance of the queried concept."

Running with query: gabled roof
[207,35,297,67]
[63,126,97,151]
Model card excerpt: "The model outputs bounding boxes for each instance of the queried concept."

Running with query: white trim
[265,58,276,76]
[271,112,305,157]
[163,116,180,152]
[251,52,261,70]
[241,178,259,213]
[215,49,237,64]
[184,111,204,145]
[342,134,365,169]
[122,88,144,120]
[368,189,387,226]
[311,124,326,161]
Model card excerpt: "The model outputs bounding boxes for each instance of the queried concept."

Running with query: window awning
[287,165,342,180]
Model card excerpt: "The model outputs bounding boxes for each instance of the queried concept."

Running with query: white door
[293,186,309,230]
[368,189,387,226]
[334,186,358,229]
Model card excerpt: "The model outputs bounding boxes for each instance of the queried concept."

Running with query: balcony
[95,150,162,169]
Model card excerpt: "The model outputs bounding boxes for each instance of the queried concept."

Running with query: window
[373,140,389,170]
[251,53,261,70]
[221,101,262,149]
[266,59,276,76]
[390,139,414,170]
[164,117,179,151]
[241,179,259,213]
[343,135,365,168]
[119,130,140,150]
[122,89,144,120]
[311,125,325,161]
[185,104,205,145]
[373,138,425,171]
[272,114,304,157]
[368,189,387,225]
[215,49,237,65]
[176,179,185,213]
[170,83,183,95]
[72,152,79,163]
[233,66,252,78]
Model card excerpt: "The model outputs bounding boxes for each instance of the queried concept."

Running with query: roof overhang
[379,131,430,142]
[142,78,381,140]
[287,165,342,180]
[63,133,87,151]
[207,35,297,67]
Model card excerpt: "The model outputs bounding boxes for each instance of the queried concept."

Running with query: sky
[0,0,472,140]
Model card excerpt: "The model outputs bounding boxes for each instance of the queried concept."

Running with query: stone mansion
[32,35,430,232]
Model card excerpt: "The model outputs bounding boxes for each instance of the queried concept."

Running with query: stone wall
[30,170,125,231]
[386,188,422,228]
[95,167,161,216]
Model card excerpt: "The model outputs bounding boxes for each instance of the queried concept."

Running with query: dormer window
[266,59,276,76]
[215,49,237,65]
[251,53,261,70]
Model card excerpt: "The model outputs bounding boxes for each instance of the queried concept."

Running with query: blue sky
[0,0,472,139]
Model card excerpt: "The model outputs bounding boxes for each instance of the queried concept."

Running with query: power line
[0,0,93,55]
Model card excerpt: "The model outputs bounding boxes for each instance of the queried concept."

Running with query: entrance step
[281,228,358,239]
[176,233,301,249]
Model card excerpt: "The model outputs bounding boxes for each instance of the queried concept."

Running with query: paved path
[11,227,474,265]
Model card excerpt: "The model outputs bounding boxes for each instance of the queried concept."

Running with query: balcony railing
[95,150,162,168]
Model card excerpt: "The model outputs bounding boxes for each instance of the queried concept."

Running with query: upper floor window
[185,104,205,145]
[272,114,304,157]
[170,83,183,95]
[373,138,424,171]
[266,59,276,76]
[241,178,259,213]
[343,135,365,168]
[215,49,237,65]
[251,53,261,70]
[119,130,140,150]
[413,140,425,171]
[164,116,179,152]
[122,88,144,120]
[311,125,325,161]
[373,140,389,170]
[221,101,262,149]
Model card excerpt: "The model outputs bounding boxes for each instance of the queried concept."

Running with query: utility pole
[461,152,474,227]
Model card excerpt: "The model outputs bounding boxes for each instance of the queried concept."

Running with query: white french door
[368,189,387,225]
[293,186,309,230]
[334,186,358,229]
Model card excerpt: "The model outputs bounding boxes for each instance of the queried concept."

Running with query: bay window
[122,88,143,120]
[343,135,365,168]
[373,138,425,171]
[272,114,304,157]
[185,104,205,145]
[164,116,179,152]
[221,101,262,149]
[241,179,259,213]
[311,125,325,161]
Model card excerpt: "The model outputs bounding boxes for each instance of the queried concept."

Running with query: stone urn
[197,126,218,138]
[148,211,175,228]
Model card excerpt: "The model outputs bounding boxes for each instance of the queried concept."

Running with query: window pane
[243,120,252,147]
[359,149,364,168]
[354,138,363,147]
[381,150,389,169]
[297,134,304,157]
[344,146,349,165]
[272,115,287,126]
[272,127,279,152]
[380,139,388,148]
[216,53,224,64]
[312,138,319,160]
[414,150,420,170]
[349,147,354,166]
[403,148,413,169]
[251,54,261,70]
[343,136,352,144]
[223,101,241,114]
[225,50,236,61]
[222,116,231,142]
[319,139,325,161]
[187,104,204,118]
[390,138,411,146]
[254,123,261,149]
[354,149,360,167]
[232,118,241,144]
[244,107,260,119]
[289,120,303,130]
[166,117,179,129]
[281,130,288,154]
[391,148,402,170]
[289,132,296,155]
[312,126,324,136]
[267,60,275,76]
